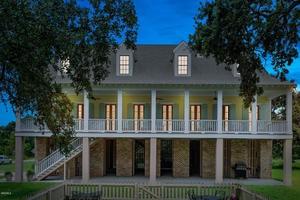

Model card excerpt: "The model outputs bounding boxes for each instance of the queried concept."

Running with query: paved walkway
[62,176,283,186]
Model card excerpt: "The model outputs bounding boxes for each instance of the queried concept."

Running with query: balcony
[19,118,288,135]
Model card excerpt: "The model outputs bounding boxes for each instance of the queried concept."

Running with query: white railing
[190,120,217,132]
[88,119,117,132]
[155,119,185,132]
[74,119,84,131]
[122,119,151,132]
[20,118,290,135]
[36,138,82,176]
[222,120,251,133]
[257,120,287,134]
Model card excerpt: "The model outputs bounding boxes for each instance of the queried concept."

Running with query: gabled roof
[57,44,293,87]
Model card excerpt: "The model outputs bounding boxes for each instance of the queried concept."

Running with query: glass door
[162,105,173,131]
[106,104,116,131]
[134,104,144,131]
[190,105,201,131]
[134,140,145,175]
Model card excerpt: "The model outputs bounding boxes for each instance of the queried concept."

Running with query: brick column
[82,137,90,182]
[202,139,216,178]
[116,139,133,176]
[260,140,272,178]
[90,139,106,177]
[173,139,189,177]
[15,136,24,182]
[231,140,249,178]
[35,138,49,161]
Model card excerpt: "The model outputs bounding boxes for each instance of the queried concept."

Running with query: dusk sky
[0,0,299,125]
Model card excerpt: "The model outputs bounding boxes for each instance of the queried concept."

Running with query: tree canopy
[0,0,137,154]
[190,0,299,107]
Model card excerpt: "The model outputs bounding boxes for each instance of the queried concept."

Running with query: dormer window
[173,42,191,76]
[119,55,130,75]
[178,55,188,75]
[116,44,133,76]
[232,63,241,78]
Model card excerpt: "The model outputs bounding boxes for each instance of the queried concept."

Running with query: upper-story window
[178,55,188,75]
[119,55,130,75]
[116,44,133,76]
[173,42,191,76]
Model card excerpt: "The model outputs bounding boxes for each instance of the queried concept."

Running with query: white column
[149,138,157,183]
[267,98,272,121]
[82,137,90,182]
[63,159,67,181]
[217,90,223,133]
[215,138,224,183]
[283,139,292,186]
[286,90,293,134]
[151,90,156,133]
[117,89,123,133]
[15,110,21,132]
[184,90,190,133]
[84,90,89,131]
[15,136,24,182]
[251,95,257,134]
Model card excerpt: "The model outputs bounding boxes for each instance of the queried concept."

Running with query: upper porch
[16,85,293,139]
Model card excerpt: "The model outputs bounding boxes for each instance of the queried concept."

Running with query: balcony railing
[19,118,289,134]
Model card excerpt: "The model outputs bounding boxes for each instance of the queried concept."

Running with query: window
[190,105,201,131]
[134,104,144,131]
[62,59,70,73]
[77,104,84,119]
[162,105,173,131]
[119,55,129,75]
[178,55,188,75]
[106,104,116,131]
[223,105,229,131]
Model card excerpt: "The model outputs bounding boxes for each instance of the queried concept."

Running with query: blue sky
[0,0,299,125]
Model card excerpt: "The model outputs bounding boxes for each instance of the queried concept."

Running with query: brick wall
[260,140,272,178]
[116,139,133,176]
[35,137,49,161]
[230,140,249,178]
[90,139,106,177]
[173,139,189,177]
[202,139,216,178]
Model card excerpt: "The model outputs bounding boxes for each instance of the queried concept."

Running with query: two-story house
[14,42,293,185]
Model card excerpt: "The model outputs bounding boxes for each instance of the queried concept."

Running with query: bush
[4,171,13,181]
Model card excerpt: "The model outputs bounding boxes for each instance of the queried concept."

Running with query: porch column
[184,90,190,133]
[82,137,90,182]
[117,89,123,133]
[251,95,257,134]
[217,90,223,133]
[286,90,293,134]
[149,138,157,183]
[84,90,89,131]
[15,136,24,182]
[63,159,67,181]
[267,98,272,121]
[151,90,156,133]
[215,138,224,183]
[283,139,292,186]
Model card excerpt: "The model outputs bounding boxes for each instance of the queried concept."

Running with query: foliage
[0,0,137,154]
[190,0,299,107]
[0,160,34,174]
[0,122,34,158]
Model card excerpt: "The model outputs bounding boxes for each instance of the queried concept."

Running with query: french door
[134,104,144,131]
[190,105,201,131]
[106,104,116,131]
[223,105,230,131]
[134,140,145,175]
[162,105,173,131]
[77,104,84,119]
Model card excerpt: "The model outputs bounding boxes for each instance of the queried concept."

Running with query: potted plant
[4,171,13,181]
[26,170,34,182]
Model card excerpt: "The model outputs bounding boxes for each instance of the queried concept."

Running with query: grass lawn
[0,182,56,200]
[0,159,34,174]
[248,160,300,200]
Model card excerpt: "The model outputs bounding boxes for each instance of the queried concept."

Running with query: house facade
[15,42,293,185]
